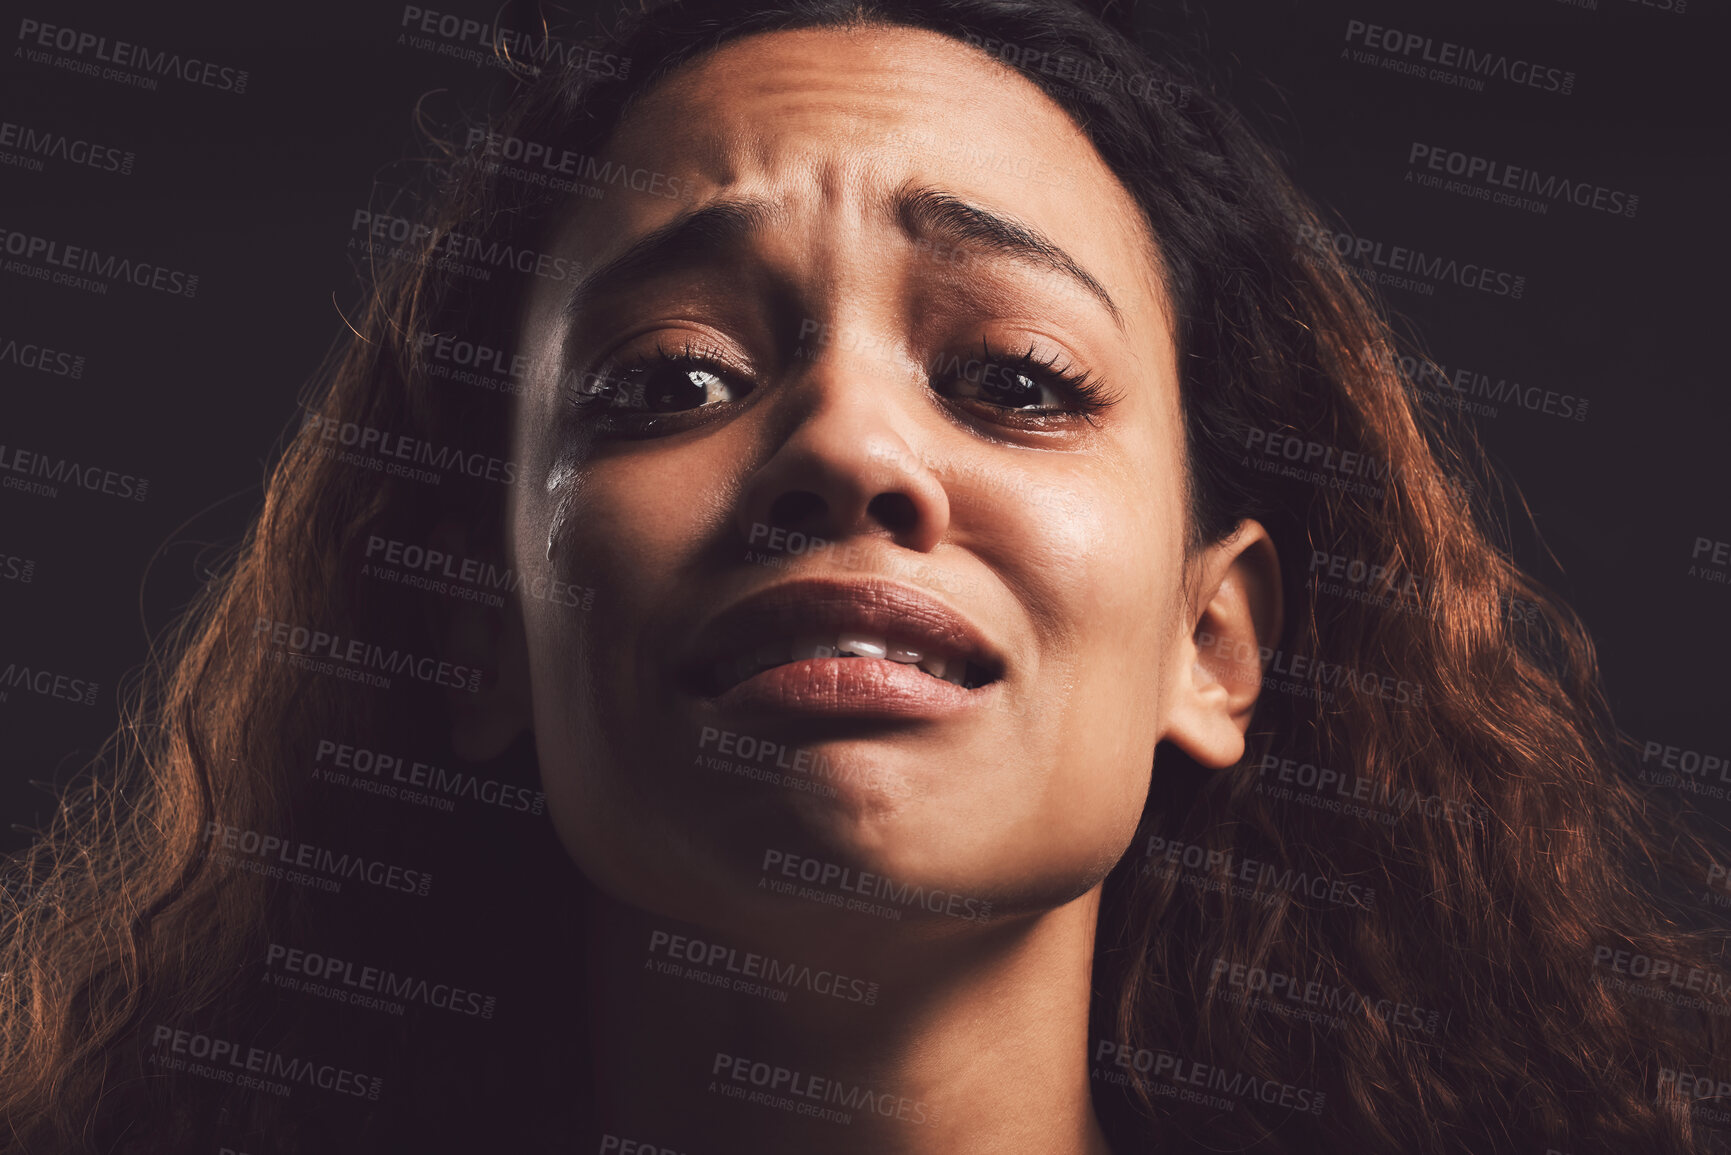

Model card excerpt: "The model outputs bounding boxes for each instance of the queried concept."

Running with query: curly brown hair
[4,2,1726,1152]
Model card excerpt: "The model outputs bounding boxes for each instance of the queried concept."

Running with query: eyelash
[567,334,1118,429]
[566,336,737,418]
[935,337,1118,419]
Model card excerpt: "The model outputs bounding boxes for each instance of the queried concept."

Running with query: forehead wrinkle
[642,42,1155,326]
[614,22,1088,193]
[567,26,1174,355]
[882,180,1126,330]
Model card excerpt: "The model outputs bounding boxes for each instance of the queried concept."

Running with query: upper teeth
[724,633,970,686]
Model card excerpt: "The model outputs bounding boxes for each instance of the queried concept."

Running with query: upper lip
[680,578,1006,696]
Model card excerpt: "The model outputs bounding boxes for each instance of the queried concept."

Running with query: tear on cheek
[542,473,584,563]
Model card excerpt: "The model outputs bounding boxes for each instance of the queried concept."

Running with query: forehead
[546,23,1167,325]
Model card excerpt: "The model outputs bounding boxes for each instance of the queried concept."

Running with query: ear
[1161,520,1283,769]
[426,519,534,762]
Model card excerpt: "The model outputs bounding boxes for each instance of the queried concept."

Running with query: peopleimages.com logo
[0,120,134,177]
[1341,18,1575,96]
[147,1025,379,1101]
[1295,223,1525,300]
[0,226,197,298]
[16,18,250,94]
[1406,142,1637,219]
[0,442,148,502]
[254,615,484,693]
[759,849,993,922]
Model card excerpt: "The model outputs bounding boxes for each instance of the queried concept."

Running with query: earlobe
[1162,521,1283,769]
[425,520,535,762]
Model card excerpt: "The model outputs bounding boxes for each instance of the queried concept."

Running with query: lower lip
[707,658,989,718]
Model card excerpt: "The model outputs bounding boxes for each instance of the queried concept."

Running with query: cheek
[517,445,737,725]
[987,464,1177,700]
[511,459,722,896]
[968,459,1180,857]
[538,440,741,615]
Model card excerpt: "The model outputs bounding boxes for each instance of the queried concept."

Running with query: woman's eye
[928,343,1112,418]
[597,360,741,413]
[943,365,1064,410]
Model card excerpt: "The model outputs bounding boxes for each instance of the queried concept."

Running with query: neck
[580,884,1115,1154]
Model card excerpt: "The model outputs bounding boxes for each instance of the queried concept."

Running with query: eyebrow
[892,184,1123,328]
[561,198,781,321]
[560,183,1124,328]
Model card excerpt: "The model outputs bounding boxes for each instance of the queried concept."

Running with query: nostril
[866,492,918,535]
[768,490,827,529]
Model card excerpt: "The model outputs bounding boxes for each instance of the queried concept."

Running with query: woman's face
[501,25,1220,937]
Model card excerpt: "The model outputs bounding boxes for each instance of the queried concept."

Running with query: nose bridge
[735,331,949,555]
[789,338,917,470]
[729,163,950,553]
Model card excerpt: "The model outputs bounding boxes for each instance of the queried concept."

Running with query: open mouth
[704,631,999,695]
[681,578,1009,707]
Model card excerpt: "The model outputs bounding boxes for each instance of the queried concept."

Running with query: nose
[733,348,950,555]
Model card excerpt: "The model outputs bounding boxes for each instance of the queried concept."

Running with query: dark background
[2,0,1726,853]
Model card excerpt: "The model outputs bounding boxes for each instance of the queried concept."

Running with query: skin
[448,23,1282,1154]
